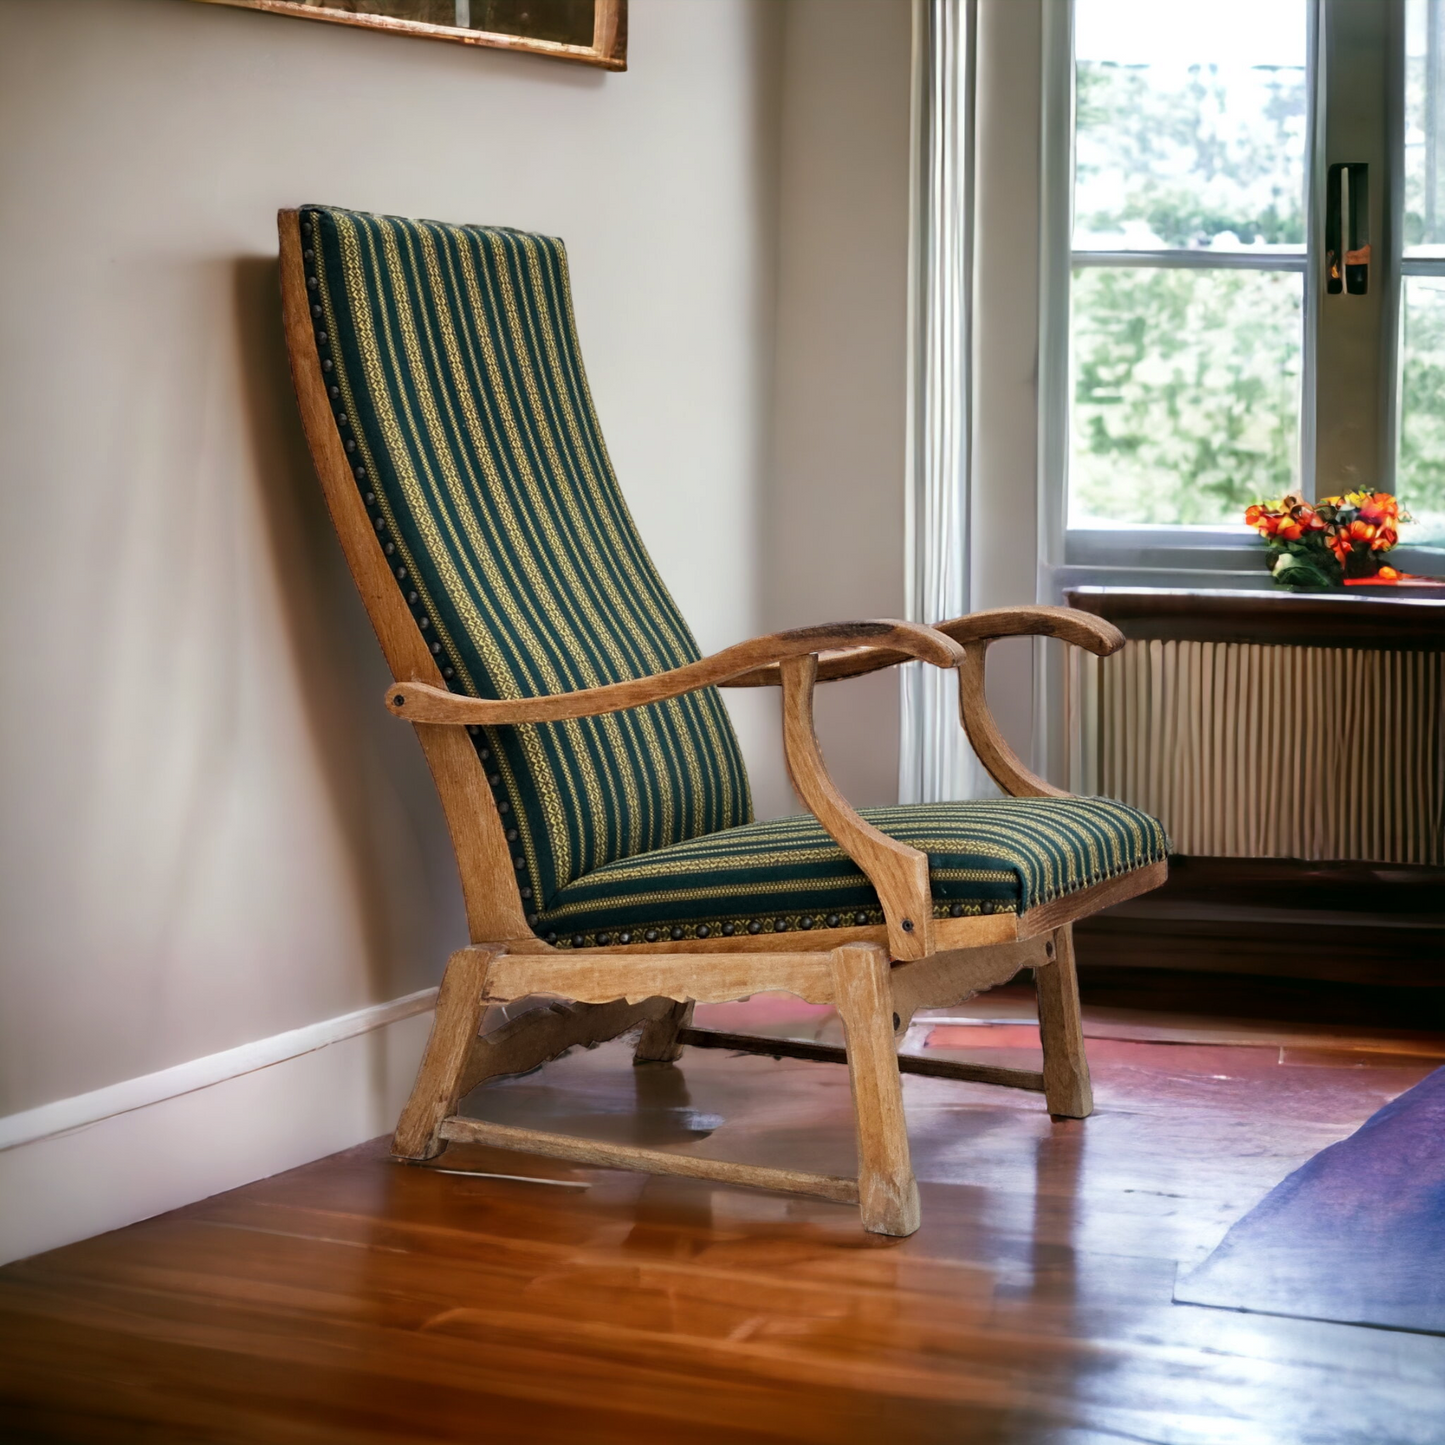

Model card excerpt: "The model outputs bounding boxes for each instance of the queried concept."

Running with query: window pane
[1069,267,1303,526]
[1074,0,1308,252]
[1398,277,1445,540]
[1405,0,1445,255]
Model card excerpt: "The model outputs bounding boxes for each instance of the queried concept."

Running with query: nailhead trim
[306,208,542,945]
[537,902,1028,951]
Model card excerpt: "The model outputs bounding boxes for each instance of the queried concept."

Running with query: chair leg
[393,946,496,1161]
[1035,924,1094,1119]
[633,999,694,1064]
[830,943,920,1237]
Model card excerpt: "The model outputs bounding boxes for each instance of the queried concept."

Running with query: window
[1062,0,1445,559]
[1402,0,1445,538]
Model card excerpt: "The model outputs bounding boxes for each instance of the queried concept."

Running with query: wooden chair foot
[1036,924,1094,1119]
[831,943,921,1237]
[392,946,496,1161]
[633,999,694,1064]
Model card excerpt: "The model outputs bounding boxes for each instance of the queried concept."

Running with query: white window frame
[911,0,1442,797]
[1039,0,1445,599]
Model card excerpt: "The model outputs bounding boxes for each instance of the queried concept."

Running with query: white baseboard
[0,990,438,1266]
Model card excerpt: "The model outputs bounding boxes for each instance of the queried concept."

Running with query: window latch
[1325,162,1369,296]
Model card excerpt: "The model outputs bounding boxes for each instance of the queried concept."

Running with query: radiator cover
[1075,640,1445,864]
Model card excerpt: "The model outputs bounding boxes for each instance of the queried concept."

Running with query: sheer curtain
[899,0,976,804]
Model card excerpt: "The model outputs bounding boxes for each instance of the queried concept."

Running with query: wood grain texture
[780,655,935,961]
[591,0,626,62]
[457,998,673,1098]
[482,949,838,1008]
[392,947,498,1160]
[722,605,1122,688]
[1015,859,1169,938]
[633,1001,695,1064]
[935,604,1125,656]
[889,939,1048,1034]
[385,621,964,726]
[279,209,531,943]
[197,0,630,69]
[829,945,920,1236]
[957,642,1068,799]
[435,1117,860,1204]
[6,1013,1441,1443]
[1067,585,1445,651]
[1035,926,1093,1119]
[677,1028,1047,1092]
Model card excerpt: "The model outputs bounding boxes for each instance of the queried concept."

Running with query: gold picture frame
[193,0,627,71]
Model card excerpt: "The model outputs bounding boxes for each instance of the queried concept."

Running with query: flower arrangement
[1245,491,1412,590]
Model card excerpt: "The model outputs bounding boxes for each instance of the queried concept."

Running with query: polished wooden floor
[3,989,1444,1445]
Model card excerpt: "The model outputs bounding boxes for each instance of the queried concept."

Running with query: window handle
[1325,162,1370,296]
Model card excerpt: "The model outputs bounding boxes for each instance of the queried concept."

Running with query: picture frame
[192,0,627,71]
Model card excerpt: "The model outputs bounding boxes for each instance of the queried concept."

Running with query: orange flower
[1245,500,1291,538]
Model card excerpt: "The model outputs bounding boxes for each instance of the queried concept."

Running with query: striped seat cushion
[305,206,752,924]
[536,797,1170,947]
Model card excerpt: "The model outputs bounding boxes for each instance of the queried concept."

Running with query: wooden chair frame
[279,210,1166,1235]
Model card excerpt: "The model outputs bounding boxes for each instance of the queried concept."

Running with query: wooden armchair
[279,206,1169,1236]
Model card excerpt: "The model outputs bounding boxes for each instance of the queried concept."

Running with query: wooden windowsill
[1066,585,1445,649]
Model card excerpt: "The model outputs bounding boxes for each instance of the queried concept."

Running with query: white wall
[0,0,918,1261]
[0,0,782,1114]
[970,0,1047,766]
[767,0,916,811]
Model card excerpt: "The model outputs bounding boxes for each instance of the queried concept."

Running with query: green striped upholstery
[304,205,1168,946]
[305,206,752,922]
[536,798,1169,947]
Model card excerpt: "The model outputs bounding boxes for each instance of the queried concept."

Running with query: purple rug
[1175,1066,1445,1335]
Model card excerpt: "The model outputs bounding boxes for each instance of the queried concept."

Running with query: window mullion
[1313,0,1404,497]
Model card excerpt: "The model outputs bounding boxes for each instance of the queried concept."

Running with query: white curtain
[899,0,975,805]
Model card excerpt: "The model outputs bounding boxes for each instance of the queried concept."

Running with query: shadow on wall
[231,255,466,1014]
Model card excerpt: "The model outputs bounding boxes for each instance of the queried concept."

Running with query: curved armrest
[934,606,1123,799]
[779,655,934,961]
[722,607,1122,688]
[383,619,964,725]
[723,641,926,688]
[933,605,1124,656]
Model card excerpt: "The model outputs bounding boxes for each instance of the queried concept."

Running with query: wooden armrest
[721,607,1121,689]
[932,606,1123,800]
[779,655,933,961]
[933,605,1123,656]
[722,642,920,688]
[383,620,965,726]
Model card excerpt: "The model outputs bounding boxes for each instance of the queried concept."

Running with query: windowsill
[1065,585,1445,650]
[1057,528,1280,595]
[1054,528,1445,598]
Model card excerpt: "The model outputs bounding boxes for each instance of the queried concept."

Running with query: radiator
[1073,640,1445,864]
